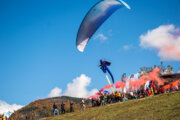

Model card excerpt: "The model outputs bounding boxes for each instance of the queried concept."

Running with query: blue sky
[0,0,180,107]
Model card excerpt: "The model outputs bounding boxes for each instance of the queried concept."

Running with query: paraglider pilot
[99,59,114,84]
[99,60,111,73]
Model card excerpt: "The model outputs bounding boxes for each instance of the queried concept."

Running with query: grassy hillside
[41,91,180,120]
[9,96,91,120]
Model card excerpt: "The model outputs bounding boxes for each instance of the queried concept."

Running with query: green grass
[40,91,180,120]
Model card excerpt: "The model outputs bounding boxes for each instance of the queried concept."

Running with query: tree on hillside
[121,73,126,82]
[158,61,165,71]
[158,61,173,74]
[140,67,153,73]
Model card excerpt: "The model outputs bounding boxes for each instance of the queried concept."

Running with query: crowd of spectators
[53,101,74,116]
[91,80,180,107]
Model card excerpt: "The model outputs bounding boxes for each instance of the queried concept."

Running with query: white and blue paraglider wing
[76,0,130,52]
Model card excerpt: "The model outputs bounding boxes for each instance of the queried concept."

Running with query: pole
[105,75,115,94]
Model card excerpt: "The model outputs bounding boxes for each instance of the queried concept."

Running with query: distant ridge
[9,96,91,120]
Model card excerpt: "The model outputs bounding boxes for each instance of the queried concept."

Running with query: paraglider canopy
[76,0,130,52]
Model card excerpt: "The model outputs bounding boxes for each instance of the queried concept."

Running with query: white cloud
[63,74,98,98]
[0,100,23,115]
[48,74,98,98]
[123,44,133,50]
[140,24,180,61]
[48,87,62,98]
[94,33,107,41]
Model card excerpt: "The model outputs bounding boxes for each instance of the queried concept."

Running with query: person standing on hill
[70,101,74,112]
[100,93,105,106]
[117,91,121,102]
[61,102,66,114]
[81,98,86,111]
[115,91,118,102]
[107,93,111,104]
[104,93,107,104]
[170,83,173,92]
[53,103,59,116]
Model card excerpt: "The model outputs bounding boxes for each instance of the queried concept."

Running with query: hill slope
[41,91,180,120]
[9,96,91,120]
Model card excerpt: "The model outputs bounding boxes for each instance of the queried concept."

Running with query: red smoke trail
[98,68,165,92]
[127,67,165,91]
[104,84,113,89]
[85,95,100,101]
[115,81,125,89]
[97,84,114,94]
